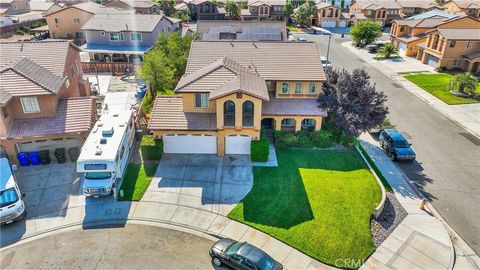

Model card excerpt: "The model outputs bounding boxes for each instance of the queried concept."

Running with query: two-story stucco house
[103,0,162,14]
[81,13,180,63]
[176,0,227,20]
[148,41,327,156]
[309,2,349,28]
[241,0,286,21]
[442,0,480,18]
[45,2,133,45]
[0,40,96,164]
[0,0,30,15]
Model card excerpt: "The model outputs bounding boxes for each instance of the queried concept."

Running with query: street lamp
[326,34,332,64]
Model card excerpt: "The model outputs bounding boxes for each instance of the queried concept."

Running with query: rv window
[120,146,125,159]
[84,164,107,170]
[129,119,133,130]
[0,188,19,208]
[85,172,112,180]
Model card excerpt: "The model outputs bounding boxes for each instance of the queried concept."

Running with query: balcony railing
[224,115,235,127]
[242,115,254,127]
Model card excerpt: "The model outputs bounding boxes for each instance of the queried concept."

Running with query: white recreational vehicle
[0,158,26,225]
[77,110,135,197]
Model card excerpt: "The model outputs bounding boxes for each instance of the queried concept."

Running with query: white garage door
[426,54,439,68]
[338,20,347,27]
[163,134,217,154]
[398,42,407,56]
[16,138,82,153]
[321,21,336,28]
[225,135,251,155]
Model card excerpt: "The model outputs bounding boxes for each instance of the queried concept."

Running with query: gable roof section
[446,0,480,9]
[209,72,269,101]
[185,41,326,82]
[46,2,133,17]
[117,0,158,8]
[429,28,480,40]
[81,13,170,32]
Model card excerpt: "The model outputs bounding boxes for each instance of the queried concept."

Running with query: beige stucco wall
[275,81,322,98]
[181,92,217,113]
[46,7,93,40]
[215,93,263,131]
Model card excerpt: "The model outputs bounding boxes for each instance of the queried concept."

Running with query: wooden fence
[81,62,135,74]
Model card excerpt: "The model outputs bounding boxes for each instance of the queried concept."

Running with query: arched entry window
[301,118,316,130]
[242,101,254,127]
[224,101,235,127]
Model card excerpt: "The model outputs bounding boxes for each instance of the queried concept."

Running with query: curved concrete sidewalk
[359,133,454,270]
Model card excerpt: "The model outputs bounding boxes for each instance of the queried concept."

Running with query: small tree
[449,72,478,94]
[173,9,191,21]
[284,0,294,21]
[225,0,240,19]
[156,0,175,16]
[318,68,389,137]
[350,19,382,47]
[293,0,317,25]
[377,43,398,58]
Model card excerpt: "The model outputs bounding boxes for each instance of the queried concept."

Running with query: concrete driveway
[143,154,253,215]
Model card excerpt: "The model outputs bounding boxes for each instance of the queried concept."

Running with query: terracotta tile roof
[463,50,480,60]
[185,41,326,82]
[397,33,426,43]
[435,28,480,40]
[8,97,95,139]
[262,98,327,116]
[148,96,217,130]
[209,72,269,101]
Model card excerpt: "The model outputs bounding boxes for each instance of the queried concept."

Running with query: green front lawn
[118,163,157,201]
[228,149,382,268]
[404,74,480,105]
[140,135,163,161]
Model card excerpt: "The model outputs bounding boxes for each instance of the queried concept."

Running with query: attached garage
[426,54,439,68]
[398,42,407,57]
[16,138,83,154]
[321,21,336,28]
[163,134,217,154]
[338,20,347,27]
[225,135,251,155]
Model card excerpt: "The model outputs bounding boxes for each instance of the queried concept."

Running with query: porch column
[108,53,113,62]
[274,117,282,131]
[295,119,302,132]
[314,117,323,131]
[126,54,130,62]
[467,61,474,72]
[217,135,225,156]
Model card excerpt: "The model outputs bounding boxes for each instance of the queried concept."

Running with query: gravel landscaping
[371,192,408,247]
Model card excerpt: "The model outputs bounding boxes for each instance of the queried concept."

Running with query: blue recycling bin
[29,151,41,165]
[17,152,30,166]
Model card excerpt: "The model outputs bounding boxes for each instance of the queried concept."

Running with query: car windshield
[0,188,19,208]
[393,140,410,148]
[85,172,112,180]
[225,242,243,256]
[257,255,277,270]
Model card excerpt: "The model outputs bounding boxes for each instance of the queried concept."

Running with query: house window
[367,10,372,15]
[195,93,209,108]
[73,18,80,24]
[450,40,456,48]
[309,82,316,93]
[100,31,105,36]
[54,17,60,24]
[130,32,142,41]
[453,59,461,67]
[242,101,254,127]
[224,101,235,126]
[20,97,40,113]
[12,3,16,9]
[109,32,124,41]
[281,82,289,94]
[281,118,295,126]
[467,41,473,48]
[295,83,302,94]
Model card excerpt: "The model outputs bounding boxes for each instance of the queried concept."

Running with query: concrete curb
[355,145,386,219]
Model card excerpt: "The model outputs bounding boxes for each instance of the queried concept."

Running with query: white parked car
[297,37,307,42]
[311,27,333,35]
[320,56,331,69]
[0,158,26,225]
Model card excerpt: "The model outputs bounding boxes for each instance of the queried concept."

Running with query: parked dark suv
[210,238,282,270]
[379,129,416,162]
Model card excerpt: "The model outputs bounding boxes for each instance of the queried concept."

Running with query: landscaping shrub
[297,131,314,148]
[275,132,299,147]
[140,135,163,160]
[251,138,269,162]
[311,130,334,148]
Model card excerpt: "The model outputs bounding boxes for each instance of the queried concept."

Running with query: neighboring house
[442,0,480,18]
[309,2,349,28]
[419,26,480,73]
[44,2,132,45]
[0,40,95,164]
[390,10,460,56]
[29,1,63,15]
[178,0,226,20]
[103,0,161,14]
[349,0,437,26]
[0,0,31,15]
[196,20,287,41]
[81,13,180,62]
[241,0,286,21]
[148,41,327,156]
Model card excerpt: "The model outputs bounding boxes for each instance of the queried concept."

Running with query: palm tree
[377,43,398,59]
[449,72,478,94]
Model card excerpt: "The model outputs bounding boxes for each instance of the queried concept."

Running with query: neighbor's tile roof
[262,98,327,116]
[148,96,217,130]
[185,41,326,82]
[8,97,95,138]
[463,50,480,60]
[397,33,426,43]
[450,0,480,9]
[430,28,480,40]
[82,13,172,32]
[118,0,158,8]
[196,20,287,41]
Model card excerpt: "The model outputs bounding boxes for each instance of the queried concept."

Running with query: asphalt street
[294,33,480,255]
[0,224,220,269]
